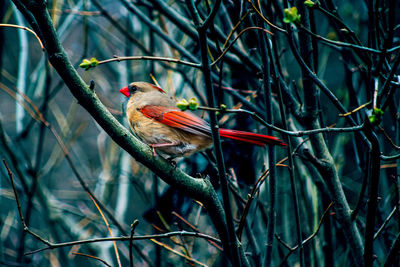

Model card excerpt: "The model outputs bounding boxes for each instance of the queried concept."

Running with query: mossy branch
[11,0,230,258]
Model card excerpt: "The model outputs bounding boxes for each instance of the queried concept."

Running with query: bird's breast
[127,109,211,156]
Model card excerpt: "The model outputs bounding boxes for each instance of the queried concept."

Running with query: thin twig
[72,253,112,267]
[211,27,272,67]
[236,163,289,240]
[0,23,44,50]
[383,233,400,267]
[278,202,334,266]
[54,9,101,16]
[298,24,382,54]
[381,153,400,161]
[198,106,364,136]
[246,0,286,33]
[150,239,208,267]
[89,194,122,267]
[24,231,221,255]
[314,4,364,47]
[374,206,397,240]
[3,160,51,247]
[2,160,27,229]
[97,55,201,69]
[352,152,370,221]
[172,212,223,251]
[129,220,139,267]
[338,101,371,117]
[222,12,249,49]
[378,125,400,150]
[200,0,221,30]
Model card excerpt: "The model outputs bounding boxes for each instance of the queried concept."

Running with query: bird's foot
[149,146,158,157]
[148,142,179,158]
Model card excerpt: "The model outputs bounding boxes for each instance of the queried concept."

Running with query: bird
[120,82,286,158]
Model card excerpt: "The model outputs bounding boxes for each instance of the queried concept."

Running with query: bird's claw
[152,147,158,157]
[148,145,158,157]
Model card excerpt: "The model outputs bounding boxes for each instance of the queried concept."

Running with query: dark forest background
[1,0,400,266]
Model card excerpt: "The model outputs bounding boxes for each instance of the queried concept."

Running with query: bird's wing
[140,105,211,137]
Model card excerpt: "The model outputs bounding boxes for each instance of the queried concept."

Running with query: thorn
[89,80,95,90]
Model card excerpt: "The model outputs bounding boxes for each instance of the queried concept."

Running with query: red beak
[119,86,130,97]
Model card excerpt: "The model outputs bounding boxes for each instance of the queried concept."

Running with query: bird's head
[119,82,165,98]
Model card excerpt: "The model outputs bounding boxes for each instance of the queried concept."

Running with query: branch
[25,231,222,256]
[129,220,139,267]
[96,55,201,69]
[277,202,334,266]
[151,0,261,72]
[298,24,382,55]
[186,0,244,266]
[246,0,287,33]
[210,26,272,67]
[200,0,221,30]
[198,106,364,136]
[374,206,397,240]
[384,233,400,267]
[72,253,112,267]
[381,153,400,161]
[3,163,221,257]
[363,120,382,267]
[11,0,231,258]
[0,23,44,50]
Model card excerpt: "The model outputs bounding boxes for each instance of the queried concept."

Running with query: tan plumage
[125,82,212,157]
[120,82,286,158]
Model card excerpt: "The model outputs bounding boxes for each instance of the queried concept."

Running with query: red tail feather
[219,129,286,146]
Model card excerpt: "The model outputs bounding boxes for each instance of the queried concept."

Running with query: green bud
[368,115,377,124]
[131,219,139,229]
[79,59,91,70]
[373,107,384,117]
[176,99,189,111]
[220,104,227,110]
[188,97,199,110]
[283,7,301,24]
[89,57,99,67]
[304,0,315,8]
[368,108,384,125]
[79,57,99,70]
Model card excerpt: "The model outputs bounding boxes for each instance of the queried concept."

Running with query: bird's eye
[128,85,138,93]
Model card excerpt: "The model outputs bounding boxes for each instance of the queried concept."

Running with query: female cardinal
[120,82,286,158]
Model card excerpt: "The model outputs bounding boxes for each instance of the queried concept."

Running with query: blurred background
[1,0,400,266]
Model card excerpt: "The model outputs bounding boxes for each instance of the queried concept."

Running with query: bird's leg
[148,142,179,157]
